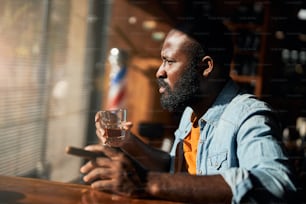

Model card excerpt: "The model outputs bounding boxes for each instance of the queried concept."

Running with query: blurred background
[0,0,306,186]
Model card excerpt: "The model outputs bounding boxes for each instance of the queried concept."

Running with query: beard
[157,62,200,112]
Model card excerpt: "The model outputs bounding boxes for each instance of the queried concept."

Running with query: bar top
[0,175,183,204]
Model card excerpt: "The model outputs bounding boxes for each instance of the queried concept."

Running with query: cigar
[65,146,108,160]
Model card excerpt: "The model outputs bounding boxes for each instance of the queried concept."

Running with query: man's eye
[165,60,174,65]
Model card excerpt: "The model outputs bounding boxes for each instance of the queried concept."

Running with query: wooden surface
[0,175,183,204]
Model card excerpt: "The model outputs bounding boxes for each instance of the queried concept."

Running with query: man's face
[156,29,201,112]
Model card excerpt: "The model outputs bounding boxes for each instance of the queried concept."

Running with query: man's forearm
[121,133,171,172]
[146,172,232,203]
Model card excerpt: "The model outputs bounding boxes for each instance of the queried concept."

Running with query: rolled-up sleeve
[221,168,253,203]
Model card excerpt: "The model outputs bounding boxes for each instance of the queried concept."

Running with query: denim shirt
[169,79,296,203]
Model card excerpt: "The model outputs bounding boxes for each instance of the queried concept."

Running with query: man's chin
[160,100,174,112]
[160,100,185,112]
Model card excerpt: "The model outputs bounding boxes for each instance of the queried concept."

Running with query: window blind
[0,0,47,176]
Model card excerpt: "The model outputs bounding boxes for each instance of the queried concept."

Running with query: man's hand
[80,144,147,197]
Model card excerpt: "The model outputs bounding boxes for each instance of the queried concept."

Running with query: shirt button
[200,119,206,128]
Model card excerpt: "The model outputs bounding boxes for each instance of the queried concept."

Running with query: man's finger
[91,179,114,191]
[80,160,96,174]
[94,111,101,123]
[84,167,112,183]
[84,144,104,152]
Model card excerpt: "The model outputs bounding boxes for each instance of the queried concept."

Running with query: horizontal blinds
[0,0,46,176]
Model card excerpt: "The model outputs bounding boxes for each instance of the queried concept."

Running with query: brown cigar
[65,146,108,160]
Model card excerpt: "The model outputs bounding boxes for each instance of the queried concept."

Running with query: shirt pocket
[207,151,228,174]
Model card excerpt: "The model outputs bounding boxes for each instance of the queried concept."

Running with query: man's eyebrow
[161,50,175,59]
[161,55,175,61]
[161,53,169,60]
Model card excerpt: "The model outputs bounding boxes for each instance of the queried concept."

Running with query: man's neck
[190,78,227,118]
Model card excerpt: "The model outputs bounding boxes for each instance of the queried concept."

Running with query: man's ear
[200,56,213,77]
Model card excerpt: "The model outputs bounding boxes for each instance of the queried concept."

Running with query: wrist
[130,168,150,198]
[120,131,134,150]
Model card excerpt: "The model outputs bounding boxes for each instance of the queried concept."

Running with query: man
[80,18,297,203]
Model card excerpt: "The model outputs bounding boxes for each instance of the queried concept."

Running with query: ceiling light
[152,31,165,41]
[142,20,157,30]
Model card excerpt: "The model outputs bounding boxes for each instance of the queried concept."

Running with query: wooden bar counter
[0,175,183,204]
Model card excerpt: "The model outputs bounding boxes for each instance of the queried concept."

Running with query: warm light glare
[275,30,285,40]
[128,16,137,24]
[142,20,157,30]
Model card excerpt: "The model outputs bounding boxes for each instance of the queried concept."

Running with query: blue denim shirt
[170,79,296,203]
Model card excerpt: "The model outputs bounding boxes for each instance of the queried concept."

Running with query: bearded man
[80,17,297,203]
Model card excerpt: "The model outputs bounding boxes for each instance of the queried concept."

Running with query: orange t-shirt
[183,115,200,175]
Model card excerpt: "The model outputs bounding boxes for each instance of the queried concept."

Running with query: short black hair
[175,16,233,75]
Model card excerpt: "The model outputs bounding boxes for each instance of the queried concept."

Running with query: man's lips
[159,87,166,94]
[157,78,168,94]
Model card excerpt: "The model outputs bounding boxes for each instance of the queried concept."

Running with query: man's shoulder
[221,93,274,122]
[231,93,272,111]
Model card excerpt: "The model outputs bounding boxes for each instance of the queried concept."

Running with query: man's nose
[156,65,166,79]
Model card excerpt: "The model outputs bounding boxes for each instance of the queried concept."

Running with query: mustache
[157,78,169,89]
